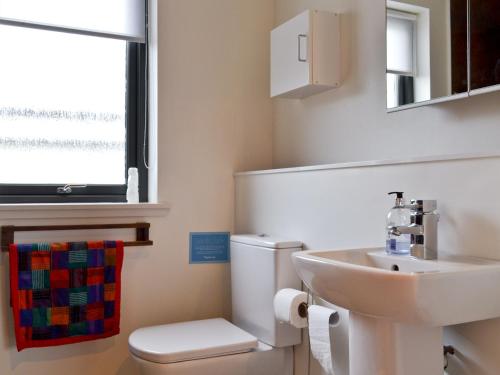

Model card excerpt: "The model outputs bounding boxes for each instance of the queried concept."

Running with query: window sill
[0,202,169,220]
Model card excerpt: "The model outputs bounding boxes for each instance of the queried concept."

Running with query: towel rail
[1,222,153,252]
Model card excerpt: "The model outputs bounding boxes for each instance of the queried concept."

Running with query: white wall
[273,0,500,168]
[235,155,500,375]
[0,0,274,373]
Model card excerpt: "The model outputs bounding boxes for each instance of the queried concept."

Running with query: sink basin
[292,248,500,326]
[293,248,500,375]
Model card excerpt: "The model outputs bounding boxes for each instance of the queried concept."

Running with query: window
[0,1,147,203]
[386,10,417,108]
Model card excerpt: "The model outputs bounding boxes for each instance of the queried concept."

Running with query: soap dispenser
[386,192,411,255]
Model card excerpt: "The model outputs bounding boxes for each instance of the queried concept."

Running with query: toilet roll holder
[298,302,309,318]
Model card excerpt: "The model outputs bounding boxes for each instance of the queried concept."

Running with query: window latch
[56,184,87,195]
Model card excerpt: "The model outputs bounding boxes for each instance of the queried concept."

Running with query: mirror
[386,0,468,110]
[386,0,500,111]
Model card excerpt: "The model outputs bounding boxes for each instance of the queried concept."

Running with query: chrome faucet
[389,200,439,260]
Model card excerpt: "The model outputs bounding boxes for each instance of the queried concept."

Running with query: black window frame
[0,38,148,204]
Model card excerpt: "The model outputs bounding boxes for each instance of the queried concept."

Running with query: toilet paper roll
[273,288,308,329]
[308,305,340,375]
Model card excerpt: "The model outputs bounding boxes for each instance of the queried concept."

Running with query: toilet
[128,234,303,375]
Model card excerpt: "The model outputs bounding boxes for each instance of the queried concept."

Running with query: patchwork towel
[9,241,124,351]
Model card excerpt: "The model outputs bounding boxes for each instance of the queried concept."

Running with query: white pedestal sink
[292,248,500,375]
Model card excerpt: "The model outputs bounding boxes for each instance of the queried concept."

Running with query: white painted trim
[387,92,468,112]
[469,84,500,96]
[0,202,169,219]
[147,0,159,203]
[234,152,500,177]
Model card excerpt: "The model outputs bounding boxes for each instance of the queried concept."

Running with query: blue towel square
[87,249,104,268]
[104,266,115,283]
[19,271,32,290]
[88,320,104,334]
[20,309,33,327]
[51,288,69,307]
[104,301,114,319]
[88,285,104,304]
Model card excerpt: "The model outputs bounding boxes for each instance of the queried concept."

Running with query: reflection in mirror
[386,0,468,110]
[470,0,500,91]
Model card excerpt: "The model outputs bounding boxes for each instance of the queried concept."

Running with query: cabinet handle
[298,34,307,62]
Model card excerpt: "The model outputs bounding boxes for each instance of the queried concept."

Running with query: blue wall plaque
[189,232,230,264]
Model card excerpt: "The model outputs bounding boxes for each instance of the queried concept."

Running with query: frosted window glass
[0,0,145,42]
[387,15,415,74]
[0,24,126,185]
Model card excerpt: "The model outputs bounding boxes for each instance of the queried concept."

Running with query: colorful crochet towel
[9,241,124,351]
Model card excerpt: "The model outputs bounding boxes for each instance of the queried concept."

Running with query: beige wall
[0,1,274,374]
[273,0,500,168]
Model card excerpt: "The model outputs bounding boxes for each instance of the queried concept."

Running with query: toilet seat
[128,318,258,364]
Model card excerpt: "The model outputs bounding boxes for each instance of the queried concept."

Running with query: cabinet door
[470,0,500,91]
[271,10,311,97]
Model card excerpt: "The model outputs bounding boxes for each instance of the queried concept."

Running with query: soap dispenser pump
[386,192,411,255]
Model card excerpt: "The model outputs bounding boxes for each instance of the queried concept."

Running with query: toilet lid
[128,318,258,364]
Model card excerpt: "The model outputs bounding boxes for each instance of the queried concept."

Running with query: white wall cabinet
[271,10,341,99]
